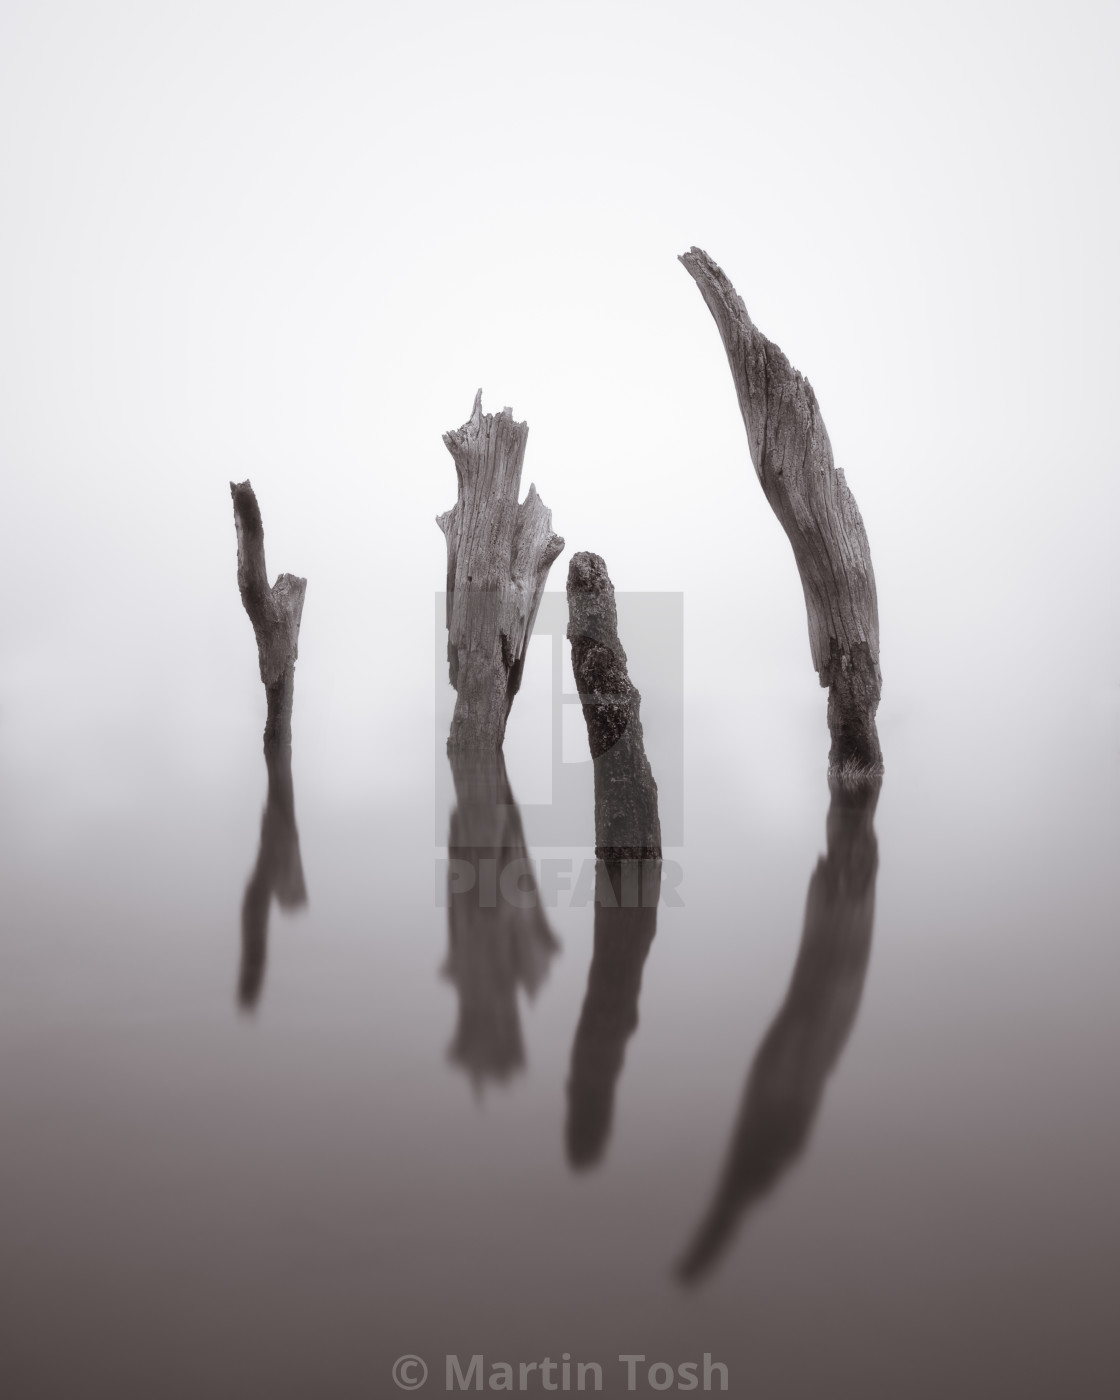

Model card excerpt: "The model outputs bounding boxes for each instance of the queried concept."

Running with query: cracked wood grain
[680,247,883,778]
[438,390,564,750]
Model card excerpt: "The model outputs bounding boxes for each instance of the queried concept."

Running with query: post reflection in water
[238,741,307,1012]
[442,752,559,1091]
[676,779,881,1284]
[566,860,660,1170]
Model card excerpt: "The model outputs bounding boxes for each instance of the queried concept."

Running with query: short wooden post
[230,481,306,749]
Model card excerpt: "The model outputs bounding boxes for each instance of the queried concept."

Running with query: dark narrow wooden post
[438,391,564,750]
[566,552,661,861]
[675,779,880,1284]
[680,248,883,779]
[230,481,306,749]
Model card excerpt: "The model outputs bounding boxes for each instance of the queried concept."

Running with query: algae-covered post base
[230,480,307,750]
[438,391,564,751]
[566,552,661,861]
[679,247,883,780]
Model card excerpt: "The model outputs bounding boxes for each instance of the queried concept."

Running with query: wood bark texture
[676,778,880,1283]
[567,552,662,861]
[239,741,307,1012]
[443,751,559,1088]
[438,391,564,750]
[230,481,307,749]
[679,247,883,778]
[566,861,659,1170]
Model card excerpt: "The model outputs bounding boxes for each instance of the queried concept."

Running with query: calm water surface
[2,675,1118,1399]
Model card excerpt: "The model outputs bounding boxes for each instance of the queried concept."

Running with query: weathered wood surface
[438,391,564,750]
[676,779,880,1283]
[442,751,559,1088]
[566,860,659,1169]
[238,741,307,1012]
[567,552,662,861]
[679,248,883,778]
[230,481,307,749]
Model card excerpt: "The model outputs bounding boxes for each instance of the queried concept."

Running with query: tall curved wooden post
[680,248,883,779]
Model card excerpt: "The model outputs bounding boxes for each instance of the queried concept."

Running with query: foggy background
[2,0,1117,828]
[3,8,1120,1397]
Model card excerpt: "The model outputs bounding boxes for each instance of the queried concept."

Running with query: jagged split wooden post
[566,552,662,861]
[680,248,883,779]
[230,481,307,749]
[438,391,564,750]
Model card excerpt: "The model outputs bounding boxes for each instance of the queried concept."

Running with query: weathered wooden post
[438,391,564,750]
[680,248,883,778]
[676,778,880,1283]
[238,742,307,1012]
[566,552,661,861]
[230,481,306,749]
[563,552,662,1162]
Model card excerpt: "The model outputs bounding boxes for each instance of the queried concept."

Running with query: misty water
[3,583,1117,1399]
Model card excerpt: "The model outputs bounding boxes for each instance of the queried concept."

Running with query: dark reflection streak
[443,752,559,1091]
[566,860,660,1169]
[676,779,881,1284]
[238,741,307,1012]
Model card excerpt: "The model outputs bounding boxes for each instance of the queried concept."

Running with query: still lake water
[2,626,1118,1400]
